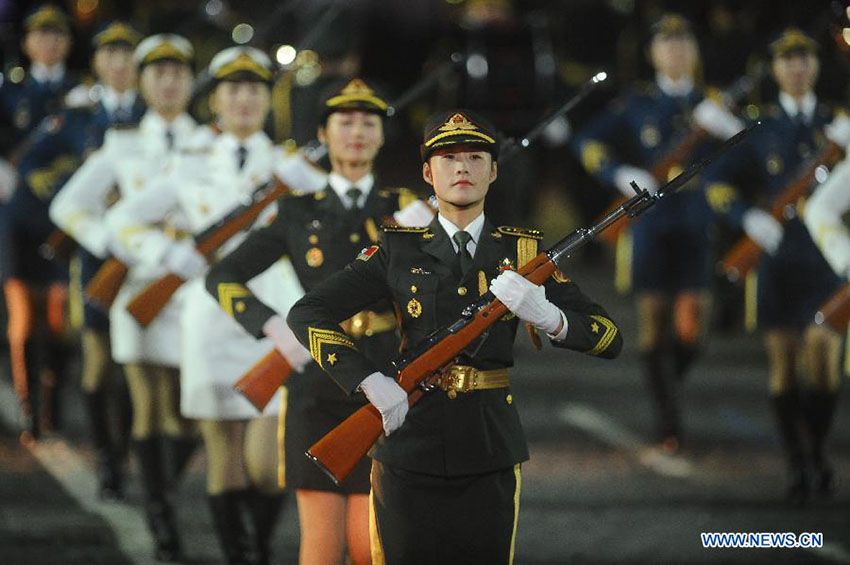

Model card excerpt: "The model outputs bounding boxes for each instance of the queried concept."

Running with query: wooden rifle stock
[815,282,850,333]
[126,273,183,326]
[233,350,293,411]
[125,179,293,327]
[306,254,555,484]
[39,229,78,261]
[84,257,129,309]
[719,141,844,282]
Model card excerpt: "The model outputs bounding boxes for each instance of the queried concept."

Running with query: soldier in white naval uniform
[50,34,200,562]
[106,45,326,564]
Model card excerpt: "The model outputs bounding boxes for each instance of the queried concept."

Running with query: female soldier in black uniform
[286,109,623,564]
[206,78,425,564]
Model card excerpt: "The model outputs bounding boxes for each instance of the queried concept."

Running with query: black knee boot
[672,341,699,382]
[40,338,68,435]
[85,390,124,500]
[805,390,838,497]
[134,438,182,562]
[770,391,809,505]
[207,490,253,565]
[248,489,285,565]
[644,348,680,450]
[161,435,199,489]
[18,341,40,442]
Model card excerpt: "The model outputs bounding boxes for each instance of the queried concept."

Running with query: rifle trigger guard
[419,377,439,393]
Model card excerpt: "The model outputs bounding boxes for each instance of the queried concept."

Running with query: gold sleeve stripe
[587,315,618,356]
[63,211,92,238]
[478,270,488,296]
[118,225,153,250]
[217,282,251,318]
[516,237,537,269]
[706,183,738,214]
[813,224,843,249]
[308,327,357,369]
[580,141,608,174]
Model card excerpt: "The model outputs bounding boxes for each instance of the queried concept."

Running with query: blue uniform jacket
[572,82,715,229]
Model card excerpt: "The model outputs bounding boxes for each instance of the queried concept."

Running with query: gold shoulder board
[497,226,543,240]
[381,225,429,234]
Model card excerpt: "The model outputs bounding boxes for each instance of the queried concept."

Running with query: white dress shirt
[328,172,375,209]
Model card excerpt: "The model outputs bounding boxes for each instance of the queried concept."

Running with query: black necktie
[452,230,473,275]
[346,187,363,210]
[165,129,174,150]
[237,145,247,170]
[113,106,130,124]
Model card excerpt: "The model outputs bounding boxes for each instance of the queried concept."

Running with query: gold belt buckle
[444,365,476,399]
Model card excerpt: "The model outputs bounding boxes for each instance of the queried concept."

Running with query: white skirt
[179,258,304,420]
[109,270,184,367]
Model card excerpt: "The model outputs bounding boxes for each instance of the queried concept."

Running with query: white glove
[262,315,312,373]
[693,99,745,139]
[743,208,783,255]
[393,199,435,227]
[359,372,408,436]
[489,270,564,335]
[614,166,658,197]
[0,158,17,203]
[163,240,207,279]
[275,151,328,193]
[825,114,850,148]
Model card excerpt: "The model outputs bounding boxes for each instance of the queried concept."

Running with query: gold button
[410,285,417,293]
[308,234,318,244]
[235,302,246,313]
[506,394,513,405]
[457,286,467,296]
[447,390,457,400]
[350,233,361,243]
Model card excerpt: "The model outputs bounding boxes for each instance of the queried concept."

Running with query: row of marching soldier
[1,4,848,565]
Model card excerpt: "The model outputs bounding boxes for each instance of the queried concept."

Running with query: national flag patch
[356,245,379,261]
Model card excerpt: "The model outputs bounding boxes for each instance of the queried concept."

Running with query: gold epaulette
[705,87,724,104]
[497,226,543,240]
[764,103,781,119]
[380,225,429,234]
[378,187,419,209]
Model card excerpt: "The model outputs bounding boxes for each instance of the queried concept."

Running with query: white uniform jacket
[106,128,327,419]
[50,111,200,366]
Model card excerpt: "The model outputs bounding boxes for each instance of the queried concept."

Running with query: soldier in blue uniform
[287,109,622,564]
[0,20,143,444]
[701,29,845,503]
[0,3,77,200]
[572,14,744,451]
[0,4,78,442]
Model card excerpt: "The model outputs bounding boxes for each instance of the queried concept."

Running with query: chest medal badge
[407,298,422,318]
[306,247,324,268]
